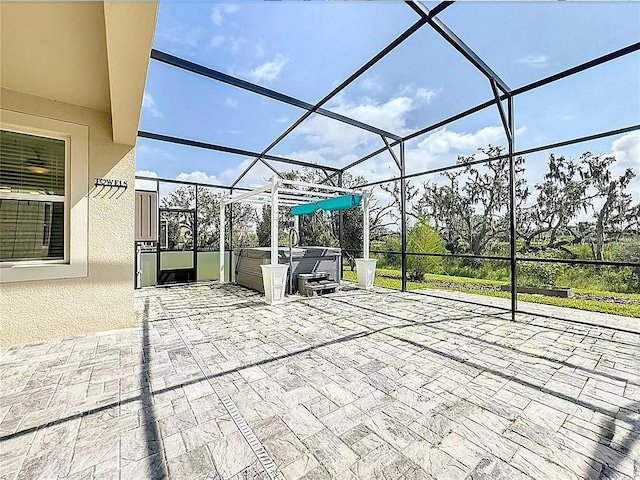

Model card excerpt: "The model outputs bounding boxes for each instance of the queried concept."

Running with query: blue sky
[136,1,639,198]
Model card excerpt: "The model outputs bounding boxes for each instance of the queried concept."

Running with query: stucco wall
[0,88,136,345]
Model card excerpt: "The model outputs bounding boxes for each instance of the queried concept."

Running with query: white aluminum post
[294,214,300,241]
[363,191,370,260]
[270,177,279,266]
[135,244,142,289]
[219,201,226,283]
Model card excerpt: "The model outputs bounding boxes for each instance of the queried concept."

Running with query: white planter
[355,258,377,289]
[260,264,289,305]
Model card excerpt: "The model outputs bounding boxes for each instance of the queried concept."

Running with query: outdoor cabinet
[135,190,158,242]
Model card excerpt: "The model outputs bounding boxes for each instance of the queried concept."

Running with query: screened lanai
[4,2,639,480]
[134,0,640,320]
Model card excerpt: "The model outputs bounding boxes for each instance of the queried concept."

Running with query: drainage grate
[158,298,282,480]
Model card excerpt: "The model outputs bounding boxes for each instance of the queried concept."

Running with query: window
[0,130,67,262]
[0,109,88,283]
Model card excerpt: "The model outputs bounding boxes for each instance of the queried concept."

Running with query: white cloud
[156,88,526,194]
[611,131,640,170]
[142,92,163,118]
[254,88,440,176]
[137,144,172,159]
[210,34,224,48]
[135,170,158,191]
[276,117,290,124]
[362,76,383,93]
[255,39,266,58]
[176,171,220,185]
[276,149,331,167]
[134,170,225,202]
[211,4,240,26]
[225,97,238,108]
[219,159,275,187]
[412,126,506,157]
[248,55,288,83]
[230,36,247,54]
[517,54,548,67]
[135,170,158,178]
[611,131,640,201]
[294,93,418,155]
[401,125,527,175]
[351,125,519,218]
[416,88,437,104]
[157,24,205,53]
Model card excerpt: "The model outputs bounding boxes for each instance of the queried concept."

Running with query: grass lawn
[367,267,640,300]
[375,268,504,286]
[342,270,640,318]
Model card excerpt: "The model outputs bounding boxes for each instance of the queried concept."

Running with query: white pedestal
[260,264,289,305]
[355,258,377,289]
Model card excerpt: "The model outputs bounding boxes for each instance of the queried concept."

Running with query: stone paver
[1,282,639,479]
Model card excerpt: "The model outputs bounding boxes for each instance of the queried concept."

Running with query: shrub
[380,236,401,269]
[516,262,564,287]
[406,217,447,280]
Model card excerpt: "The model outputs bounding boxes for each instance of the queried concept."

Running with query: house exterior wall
[0,88,136,345]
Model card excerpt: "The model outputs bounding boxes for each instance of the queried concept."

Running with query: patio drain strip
[158,298,282,480]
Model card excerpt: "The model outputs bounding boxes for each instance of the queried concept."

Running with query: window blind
[0,130,65,196]
[0,130,66,261]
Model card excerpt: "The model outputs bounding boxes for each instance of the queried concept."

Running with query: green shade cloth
[290,194,362,216]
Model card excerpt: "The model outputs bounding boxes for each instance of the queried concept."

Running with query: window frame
[0,109,88,283]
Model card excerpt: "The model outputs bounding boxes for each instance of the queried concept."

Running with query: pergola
[219,177,369,302]
[137,1,640,318]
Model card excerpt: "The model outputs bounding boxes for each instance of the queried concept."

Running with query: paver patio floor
[1,283,639,479]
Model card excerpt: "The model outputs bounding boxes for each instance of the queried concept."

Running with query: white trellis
[219,176,375,303]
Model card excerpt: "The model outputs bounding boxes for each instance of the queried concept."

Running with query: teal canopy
[290,194,362,216]
[290,202,319,216]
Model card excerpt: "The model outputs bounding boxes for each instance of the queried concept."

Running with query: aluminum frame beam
[281,179,363,194]
[429,1,455,17]
[406,1,511,94]
[329,99,499,182]
[151,49,400,141]
[512,42,640,97]
[490,79,512,142]
[138,131,340,172]
[381,136,402,171]
[234,1,454,188]
[338,42,640,181]
[507,96,517,319]
[400,141,407,292]
[231,18,429,187]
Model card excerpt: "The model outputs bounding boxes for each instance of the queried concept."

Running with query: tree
[414,146,527,256]
[517,154,593,255]
[406,217,447,280]
[584,153,640,260]
[518,152,640,260]
[256,206,270,247]
[256,205,294,247]
[379,180,420,220]
[337,174,398,251]
[161,186,257,250]
[160,187,195,250]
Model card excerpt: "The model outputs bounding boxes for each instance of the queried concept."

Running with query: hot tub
[234,246,341,294]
